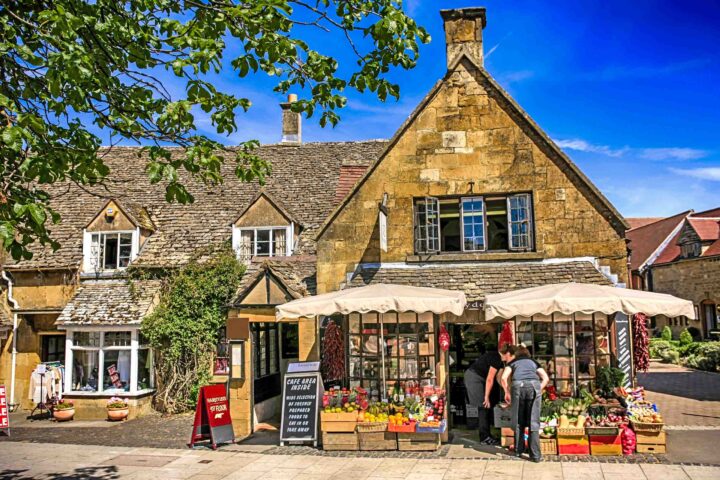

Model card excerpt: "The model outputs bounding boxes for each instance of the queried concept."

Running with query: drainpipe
[1,270,19,410]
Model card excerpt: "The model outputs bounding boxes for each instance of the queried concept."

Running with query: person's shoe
[479,436,494,445]
[485,437,500,446]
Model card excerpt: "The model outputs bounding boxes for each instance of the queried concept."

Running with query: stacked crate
[320,412,359,451]
[635,429,666,454]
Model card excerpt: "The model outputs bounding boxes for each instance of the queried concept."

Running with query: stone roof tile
[347,261,611,302]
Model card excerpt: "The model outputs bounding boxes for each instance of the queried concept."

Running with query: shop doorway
[41,333,66,363]
[447,323,501,430]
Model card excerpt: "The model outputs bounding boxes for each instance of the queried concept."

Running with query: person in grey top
[501,345,550,462]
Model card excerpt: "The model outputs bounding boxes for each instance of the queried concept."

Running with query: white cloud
[640,148,709,161]
[553,138,627,157]
[670,167,720,181]
[554,138,709,162]
[485,43,501,59]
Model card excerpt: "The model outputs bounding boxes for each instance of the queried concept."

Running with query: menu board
[614,313,633,387]
[0,384,9,435]
[279,371,322,445]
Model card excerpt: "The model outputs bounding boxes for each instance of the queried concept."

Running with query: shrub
[660,349,680,364]
[649,339,675,358]
[685,342,720,372]
[678,342,702,357]
[661,326,673,341]
[679,329,693,346]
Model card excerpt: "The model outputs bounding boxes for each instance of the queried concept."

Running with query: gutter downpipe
[2,270,19,410]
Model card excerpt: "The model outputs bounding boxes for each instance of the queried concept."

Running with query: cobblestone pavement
[637,362,720,427]
[3,441,720,480]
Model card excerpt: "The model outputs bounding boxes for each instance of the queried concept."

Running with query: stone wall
[316,59,627,293]
[651,256,720,336]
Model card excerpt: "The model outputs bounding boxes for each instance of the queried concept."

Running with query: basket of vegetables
[629,407,664,433]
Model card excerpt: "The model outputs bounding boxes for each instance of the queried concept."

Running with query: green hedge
[685,343,720,372]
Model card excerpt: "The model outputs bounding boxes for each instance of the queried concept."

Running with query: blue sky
[110,1,720,218]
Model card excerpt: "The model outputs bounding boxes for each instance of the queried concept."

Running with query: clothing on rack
[28,363,64,403]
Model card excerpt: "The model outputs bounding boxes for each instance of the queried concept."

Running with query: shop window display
[346,312,436,399]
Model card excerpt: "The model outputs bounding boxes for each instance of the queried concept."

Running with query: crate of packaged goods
[320,411,359,433]
[493,404,513,428]
[322,431,359,451]
[397,432,440,451]
[588,434,622,456]
[416,419,447,434]
[359,431,397,451]
[557,433,590,455]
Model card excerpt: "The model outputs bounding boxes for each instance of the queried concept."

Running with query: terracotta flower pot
[107,407,129,421]
[53,408,75,422]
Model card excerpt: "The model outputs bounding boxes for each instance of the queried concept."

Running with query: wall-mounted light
[229,340,245,380]
[468,181,475,194]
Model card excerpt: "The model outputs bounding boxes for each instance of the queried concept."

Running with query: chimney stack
[280,93,301,144]
[440,7,487,69]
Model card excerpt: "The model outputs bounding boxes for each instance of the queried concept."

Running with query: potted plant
[53,399,75,422]
[106,397,130,421]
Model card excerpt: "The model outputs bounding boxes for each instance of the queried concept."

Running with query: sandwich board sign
[188,384,234,449]
[0,385,9,436]
[280,362,322,447]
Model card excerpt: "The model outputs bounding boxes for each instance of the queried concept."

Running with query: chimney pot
[280,94,301,144]
[440,7,487,69]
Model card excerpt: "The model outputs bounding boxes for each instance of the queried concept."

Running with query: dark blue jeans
[511,380,542,460]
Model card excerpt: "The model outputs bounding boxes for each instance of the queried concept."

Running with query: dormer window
[82,200,152,274]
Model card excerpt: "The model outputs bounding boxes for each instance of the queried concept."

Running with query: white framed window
[508,193,533,251]
[83,229,139,273]
[414,197,440,254]
[232,225,293,261]
[413,193,534,254]
[63,328,154,395]
[461,197,486,252]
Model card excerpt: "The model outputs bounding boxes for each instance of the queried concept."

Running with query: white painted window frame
[460,196,487,252]
[82,228,140,273]
[62,327,154,396]
[231,224,294,260]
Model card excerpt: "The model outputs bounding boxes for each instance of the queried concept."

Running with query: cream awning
[275,283,467,320]
[483,282,696,320]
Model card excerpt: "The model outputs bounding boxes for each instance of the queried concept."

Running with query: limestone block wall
[317,61,627,293]
[651,256,720,336]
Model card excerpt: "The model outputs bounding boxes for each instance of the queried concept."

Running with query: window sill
[63,389,155,398]
[406,251,543,263]
[80,270,128,280]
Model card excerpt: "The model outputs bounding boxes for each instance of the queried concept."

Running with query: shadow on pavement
[638,371,720,402]
[0,465,120,479]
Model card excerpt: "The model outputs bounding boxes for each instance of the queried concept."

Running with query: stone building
[627,208,720,338]
[2,7,632,438]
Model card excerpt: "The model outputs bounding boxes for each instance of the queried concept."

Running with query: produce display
[628,406,663,424]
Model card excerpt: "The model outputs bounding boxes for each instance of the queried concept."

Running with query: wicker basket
[557,426,586,436]
[631,421,663,433]
[356,421,388,433]
[540,438,558,455]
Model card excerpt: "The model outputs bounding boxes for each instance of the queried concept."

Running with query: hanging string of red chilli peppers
[633,313,650,372]
[321,320,345,382]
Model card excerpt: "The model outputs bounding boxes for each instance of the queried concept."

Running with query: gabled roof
[347,261,611,302]
[5,141,386,270]
[233,190,300,226]
[56,280,161,326]
[315,54,628,241]
[626,210,691,271]
[87,199,156,232]
[694,207,720,218]
[687,218,720,241]
[231,256,317,306]
[626,218,664,230]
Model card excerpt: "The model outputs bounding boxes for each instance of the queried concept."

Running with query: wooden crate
[637,443,666,454]
[540,438,558,456]
[321,411,358,433]
[501,435,515,448]
[636,431,666,445]
[589,434,622,456]
[359,431,397,451]
[322,431,359,451]
[557,433,590,455]
[397,432,440,451]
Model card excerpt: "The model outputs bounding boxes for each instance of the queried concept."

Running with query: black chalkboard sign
[279,370,322,446]
[614,313,632,387]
